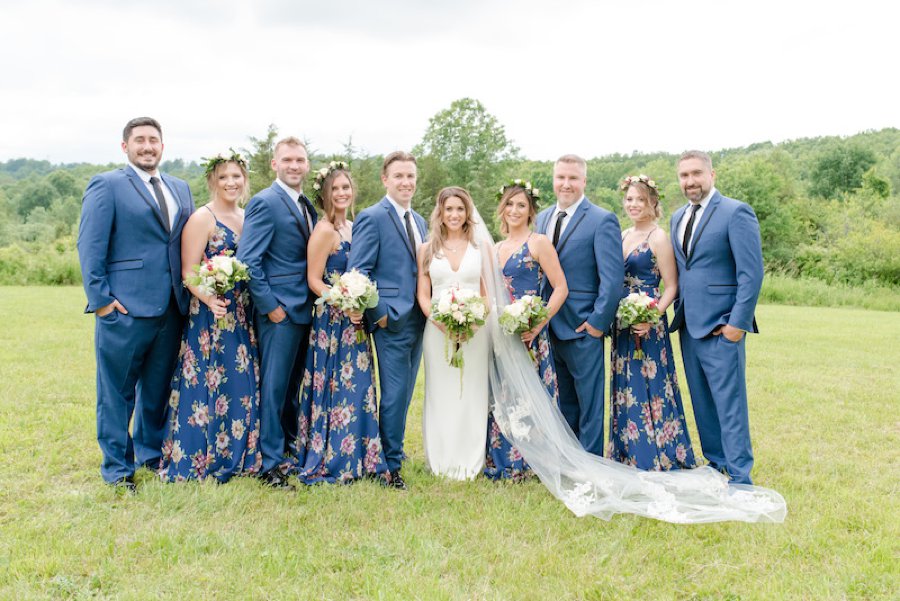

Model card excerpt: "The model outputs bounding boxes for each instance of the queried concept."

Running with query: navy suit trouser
[679,331,754,484]
[373,318,424,472]
[95,298,183,483]
[551,331,606,456]
[256,313,309,474]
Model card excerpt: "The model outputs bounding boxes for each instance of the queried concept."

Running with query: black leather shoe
[259,470,295,491]
[388,470,407,490]
[111,476,136,494]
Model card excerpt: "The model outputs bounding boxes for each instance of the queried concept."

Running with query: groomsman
[237,137,317,489]
[78,117,194,491]
[348,151,427,490]
[669,150,764,485]
[537,155,624,456]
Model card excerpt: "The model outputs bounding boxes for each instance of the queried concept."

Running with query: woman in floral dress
[484,182,567,480]
[158,152,262,482]
[291,163,388,484]
[608,175,696,470]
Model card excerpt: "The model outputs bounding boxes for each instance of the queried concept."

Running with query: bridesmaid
[484,181,567,480]
[291,163,388,484]
[608,175,696,470]
[158,151,262,482]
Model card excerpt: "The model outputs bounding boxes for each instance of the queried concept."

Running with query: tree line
[0,98,897,289]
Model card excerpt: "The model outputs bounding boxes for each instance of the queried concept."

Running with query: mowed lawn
[0,287,897,600]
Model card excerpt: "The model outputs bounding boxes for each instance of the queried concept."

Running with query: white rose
[532,188,539,196]
[438,297,451,313]
[505,302,524,318]
[471,303,485,320]
[318,168,329,177]
[452,310,465,323]
[211,255,234,276]
[648,180,656,188]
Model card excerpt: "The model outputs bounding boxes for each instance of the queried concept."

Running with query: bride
[416,187,489,480]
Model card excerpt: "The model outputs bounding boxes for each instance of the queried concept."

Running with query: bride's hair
[421,186,478,275]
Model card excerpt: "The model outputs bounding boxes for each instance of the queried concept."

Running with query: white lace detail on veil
[472,207,787,524]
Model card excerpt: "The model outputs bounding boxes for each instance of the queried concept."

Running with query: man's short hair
[274,136,308,155]
[678,150,713,170]
[123,117,162,142]
[382,151,417,176]
[555,153,587,173]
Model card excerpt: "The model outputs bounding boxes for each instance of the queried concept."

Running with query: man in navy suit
[348,151,427,490]
[237,137,317,489]
[669,150,764,485]
[78,117,194,491]
[537,154,624,456]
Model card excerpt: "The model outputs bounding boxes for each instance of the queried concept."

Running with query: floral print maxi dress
[484,239,560,480]
[608,236,697,471]
[291,240,388,484]
[158,220,262,482]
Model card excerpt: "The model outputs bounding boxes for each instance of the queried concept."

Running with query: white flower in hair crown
[620,174,663,199]
[201,148,248,178]
[497,178,541,203]
[312,160,350,197]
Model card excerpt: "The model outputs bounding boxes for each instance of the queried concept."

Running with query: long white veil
[473,206,786,524]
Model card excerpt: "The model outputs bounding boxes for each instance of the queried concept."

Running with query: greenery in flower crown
[200,148,249,178]
[496,179,541,205]
[312,160,350,202]
[620,174,664,200]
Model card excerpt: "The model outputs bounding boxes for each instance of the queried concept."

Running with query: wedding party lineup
[76,116,788,524]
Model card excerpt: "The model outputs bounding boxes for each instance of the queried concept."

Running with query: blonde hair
[555,153,587,175]
[495,185,537,236]
[421,186,478,275]
[274,136,307,156]
[206,160,250,206]
[624,181,662,220]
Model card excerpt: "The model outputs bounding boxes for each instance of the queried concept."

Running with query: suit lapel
[555,201,588,254]
[161,173,186,238]
[382,198,416,261]
[274,184,311,240]
[671,205,687,260]
[126,166,169,233]
[686,193,721,263]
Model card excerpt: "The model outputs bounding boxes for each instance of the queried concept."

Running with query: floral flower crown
[620,174,664,200]
[496,179,541,205]
[312,160,350,202]
[200,148,248,178]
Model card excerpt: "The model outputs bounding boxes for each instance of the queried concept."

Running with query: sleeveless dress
[291,239,388,484]
[608,231,697,471]
[158,212,263,482]
[484,239,559,480]
[422,243,489,480]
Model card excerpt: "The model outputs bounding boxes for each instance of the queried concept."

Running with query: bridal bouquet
[316,269,379,342]
[616,291,661,359]
[499,294,548,336]
[430,286,487,371]
[185,251,250,328]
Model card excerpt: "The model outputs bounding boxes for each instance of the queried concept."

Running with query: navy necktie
[149,176,170,232]
[682,203,701,255]
[404,211,416,251]
[552,211,567,247]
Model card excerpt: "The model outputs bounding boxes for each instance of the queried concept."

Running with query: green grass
[1,287,898,600]
[759,273,900,311]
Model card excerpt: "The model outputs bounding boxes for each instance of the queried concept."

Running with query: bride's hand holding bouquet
[430,286,488,369]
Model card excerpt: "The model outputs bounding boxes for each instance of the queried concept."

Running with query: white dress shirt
[677,188,716,253]
[274,178,313,232]
[549,195,586,241]
[128,161,178,230]
[386,195,422,246]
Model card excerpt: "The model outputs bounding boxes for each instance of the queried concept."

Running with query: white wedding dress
[422,243,489,480]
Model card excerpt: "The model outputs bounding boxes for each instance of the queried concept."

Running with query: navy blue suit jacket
[237,182,318,325]
[669,191,764,338]
[78,165,193,317]
[537,198,624,340]
[348,197,427,333]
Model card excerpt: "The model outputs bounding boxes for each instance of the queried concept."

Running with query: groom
[348,151,427,490]
[537,154,624,456]
[237,136,317,489]
[77,117,193,491]
[669,150,764,485]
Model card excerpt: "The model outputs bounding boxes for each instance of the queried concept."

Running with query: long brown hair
[495,185,538,236]
[421,186,478,275]
[316,168,356,224]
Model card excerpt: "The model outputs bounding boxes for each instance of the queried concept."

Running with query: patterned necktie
[552,211,567,247]
[149,176,171,232]
[682,203,701,255]
[404,211,416,251]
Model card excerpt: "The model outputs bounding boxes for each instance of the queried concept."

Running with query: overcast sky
[1,0,897,165]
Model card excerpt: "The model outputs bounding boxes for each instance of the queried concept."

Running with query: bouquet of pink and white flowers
[616,291,661,359]
[185,251,250,328]
[499,294,549,336]
[430,286,488,370]
[316,269,379,342]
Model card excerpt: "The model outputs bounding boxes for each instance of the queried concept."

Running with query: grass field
[0,287,897,600]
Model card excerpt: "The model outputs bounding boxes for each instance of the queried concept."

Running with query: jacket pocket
[378,287,399,298]
[270,272,303,283]
[707,284,737,295]
[108,259,143,272]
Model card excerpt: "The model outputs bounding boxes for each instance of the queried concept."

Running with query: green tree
[243,124,279,196]
[809,143,877,199]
